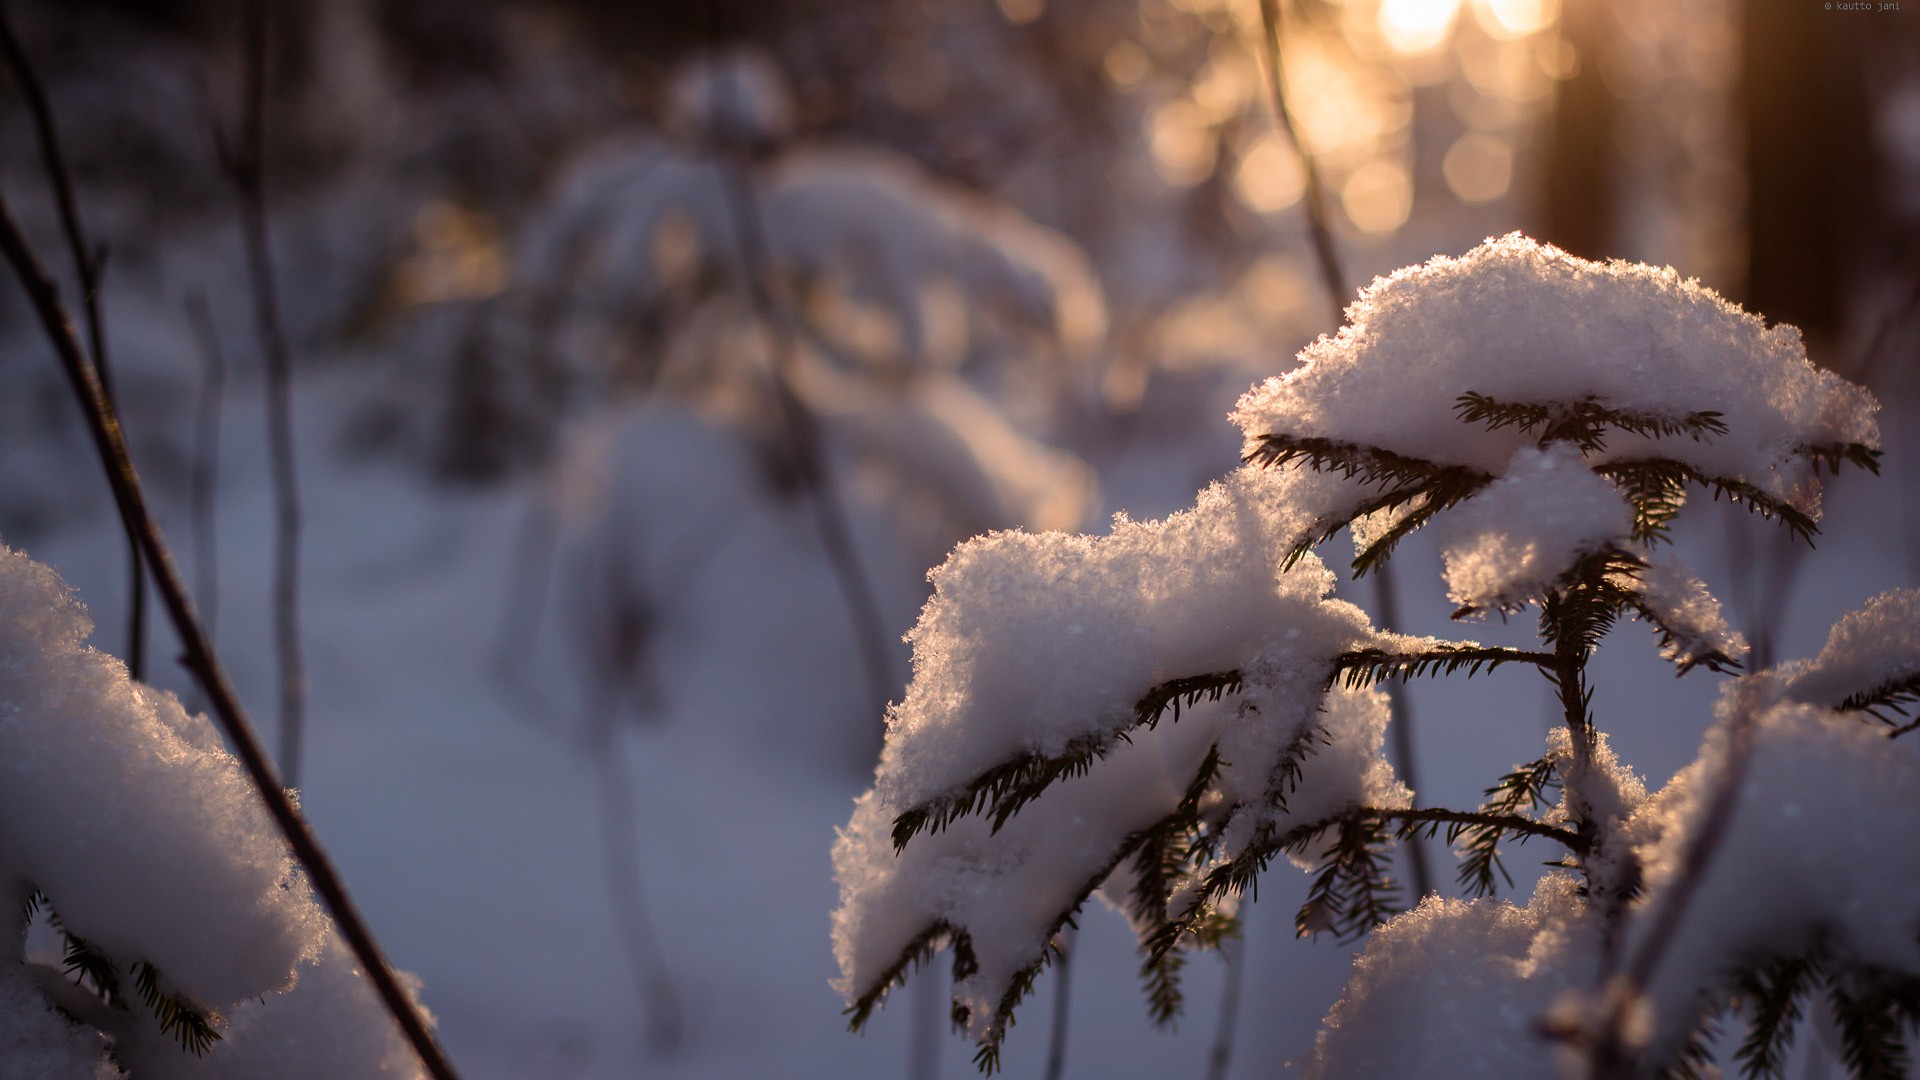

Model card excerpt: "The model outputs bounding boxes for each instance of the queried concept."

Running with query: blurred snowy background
[0,0,1914,1076]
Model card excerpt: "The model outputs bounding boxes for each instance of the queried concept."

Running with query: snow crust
[1231,234,1879,509]
[1437,442,1632,611]
[833,464,1420,1027]
[1307,875,1596,1080]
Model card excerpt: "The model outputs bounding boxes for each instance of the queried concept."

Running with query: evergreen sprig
[133,961,222,1056]
[1594,459,1820,545]
[35,895,223,1057]
[1622,594,1746,676]
[1829,978,1912,1080]
[1293,811,1399,942]
[1242,433,1493,576]
[1800,442,1884,477]
[1732,953,1816,1079]
[1834,672,1920,732]
[1451,756,1562,898]
[1332,645,1554,690]
[889,671,1243,851]
[1453,392,1728,454]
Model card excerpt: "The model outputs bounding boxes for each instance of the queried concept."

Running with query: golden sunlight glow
[1441,132,1513,202]
[1340,157,1412,233]
[1233,132,1306,213]
[1149,99,1218,187]
[1472,0,1559,39]
[1378,0,1461,56]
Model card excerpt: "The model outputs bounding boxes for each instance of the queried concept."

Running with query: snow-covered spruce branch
[834,236,1905,1077]
[0,190,458,1078]
[891,644,1545,851]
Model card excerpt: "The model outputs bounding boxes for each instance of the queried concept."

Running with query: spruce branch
[1595,459,1820,545]
[1733,953,1817,1079]
[1833,673,1920,732]
[1621,594,1746,676]
[1332,645,1554,690]
[1829,978,1912,1080]
[1800,441,1883,477]
[0,188,459,1080]
[1294,811,1398,942]
[1453,392,1728,455]
[131,961,221,1056]
[890,671,1242,850]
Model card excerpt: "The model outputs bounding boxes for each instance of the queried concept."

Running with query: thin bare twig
[0,190,459,1080]
[1043,927,1074,1080]
[1205,932,1246,1080]
[713,155,898,750]
[1253,0,1430,899]
[0,5,147,677]
[185,294,225,638]
[221,0,307,786]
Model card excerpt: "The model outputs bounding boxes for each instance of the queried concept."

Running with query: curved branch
[0,194,459,1080]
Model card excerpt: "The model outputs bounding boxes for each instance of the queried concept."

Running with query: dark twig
[184,294,225,638]
[222,0,307,786]
[713,154,898,749]
[0,6,146,677]
[1205,932,1246,1080]
[0,190,460,1080]
[1252,0,1429,898]
[1042,926,1074,1080]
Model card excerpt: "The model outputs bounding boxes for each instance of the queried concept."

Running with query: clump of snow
[1627,556,1748,671]
[1306,875,1597,1080]
[1776,588,1920,710]
[1232,234,1879,509]
[833,691,1227,1038]
[1621,688,1920,1060]
[0,542,431,1074]
[833,462,1431,1030]
[114,937,429,1080]
[1436,443,1632,611]
[871,464,1371,815]
[0,963,118,1079]
[0,542,328,1006]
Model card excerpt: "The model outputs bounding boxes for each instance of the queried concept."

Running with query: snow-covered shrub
[0,541,427,1078]
[832,235,1912,1077]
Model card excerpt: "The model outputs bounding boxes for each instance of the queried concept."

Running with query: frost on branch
[1776,588,1920,726]
[1626,557,1748,675]
[0,542,427,1076]
[1231,233,1877,507]
[832,465,1437,1061]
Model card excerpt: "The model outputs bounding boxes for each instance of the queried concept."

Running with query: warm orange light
[1233,133,1307,213]
[1378,0,1461,56]
[1442,133,1513,203]
[1340,157,1412,233]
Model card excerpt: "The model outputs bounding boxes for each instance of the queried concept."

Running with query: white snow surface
[1231,234,1879,509]
[0,962,117,1080]
[1306,875,1597,1080]
[870,464,1375,816]
[0,543,328,1007]
[1777,587,1920,711]
[1622,685,1920,1059]
[1436,442,1633,611]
